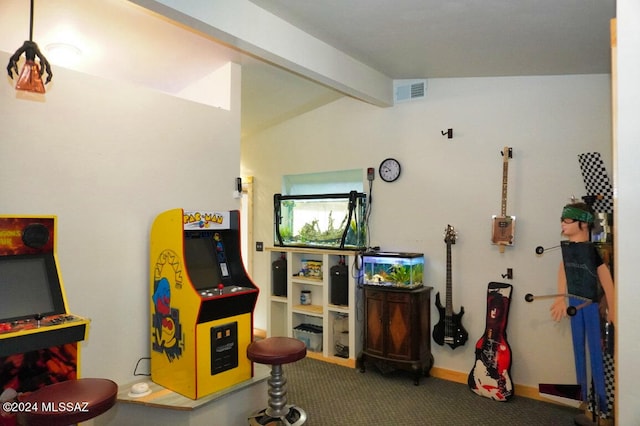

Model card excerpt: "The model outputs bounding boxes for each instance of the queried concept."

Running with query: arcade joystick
[218,283,225,295]
[34,313,44,327]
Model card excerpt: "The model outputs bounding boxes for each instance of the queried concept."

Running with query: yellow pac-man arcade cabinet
[150,209,259,399]
[0,216,90,393]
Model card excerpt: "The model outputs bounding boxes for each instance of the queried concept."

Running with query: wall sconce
[233,177,243,199]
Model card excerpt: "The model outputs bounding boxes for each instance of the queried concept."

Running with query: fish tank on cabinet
[274,191,366,250]
[362,252,424,289]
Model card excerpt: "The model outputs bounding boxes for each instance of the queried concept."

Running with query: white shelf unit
[266,247,362,367]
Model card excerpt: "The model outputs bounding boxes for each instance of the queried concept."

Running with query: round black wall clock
[379,158,401,182]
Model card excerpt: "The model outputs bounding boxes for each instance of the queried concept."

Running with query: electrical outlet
[367,167,375,181]
[256,241,263,252]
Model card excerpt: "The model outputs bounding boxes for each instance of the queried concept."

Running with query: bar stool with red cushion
[18,378,118,426]
[247,337,307,426]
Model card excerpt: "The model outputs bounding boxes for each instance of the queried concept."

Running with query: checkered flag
[577,152,613,214]
[588,351,615,419]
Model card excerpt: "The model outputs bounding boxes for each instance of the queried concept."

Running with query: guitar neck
[445,242,453,316]
[501,159,509,217]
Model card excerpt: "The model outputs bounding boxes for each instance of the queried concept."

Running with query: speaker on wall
[22,223,50,249]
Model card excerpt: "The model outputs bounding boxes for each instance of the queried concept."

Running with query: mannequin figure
[550,202,614,422]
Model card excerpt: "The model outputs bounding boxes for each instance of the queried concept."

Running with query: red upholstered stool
[18,378,118,426]
[247,337,307,426]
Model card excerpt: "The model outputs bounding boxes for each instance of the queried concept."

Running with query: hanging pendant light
[6,0,53,94]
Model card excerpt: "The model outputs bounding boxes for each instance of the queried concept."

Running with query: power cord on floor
[133,357,151,376]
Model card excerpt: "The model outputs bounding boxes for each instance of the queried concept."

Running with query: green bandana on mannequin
[562,206,594,223]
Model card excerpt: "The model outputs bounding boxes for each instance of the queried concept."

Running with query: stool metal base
[247,362,306,426]
[248,405,307,426]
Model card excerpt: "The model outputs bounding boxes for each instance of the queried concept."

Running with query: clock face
[379,158,401,182]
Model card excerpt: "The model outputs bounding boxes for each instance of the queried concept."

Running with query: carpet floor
[282,357,581,425]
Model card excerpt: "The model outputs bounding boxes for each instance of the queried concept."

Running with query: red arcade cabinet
[0,216,90,399]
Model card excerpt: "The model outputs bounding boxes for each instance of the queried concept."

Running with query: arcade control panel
[198,285,256,299]
[0,314,85,335]
[0,314,89,358]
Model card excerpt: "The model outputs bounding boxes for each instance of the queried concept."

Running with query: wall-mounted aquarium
[274,191,366,250]
[362,252,424,289]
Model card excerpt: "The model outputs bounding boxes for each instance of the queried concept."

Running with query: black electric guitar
[491,146,515,253]
[432,225,468,349]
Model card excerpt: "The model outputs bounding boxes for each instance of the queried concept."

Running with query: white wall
[242,74,612,388]
[0,51,242,385]
[615,0,640,422]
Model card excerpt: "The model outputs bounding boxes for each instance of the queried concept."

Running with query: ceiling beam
[129,0,394,107]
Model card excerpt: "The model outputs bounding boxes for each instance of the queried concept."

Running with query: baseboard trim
[429,367,551,403]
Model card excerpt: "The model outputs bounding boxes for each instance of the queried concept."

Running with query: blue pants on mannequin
[569,298,607,415]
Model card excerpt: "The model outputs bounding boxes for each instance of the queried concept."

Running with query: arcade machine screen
[183,234,224,292]
[0,253,65,322]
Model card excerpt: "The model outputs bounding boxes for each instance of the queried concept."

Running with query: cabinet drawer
[386,292,410,303]
[365,288,385,300]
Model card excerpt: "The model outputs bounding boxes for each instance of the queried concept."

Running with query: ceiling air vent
[393,79,427,104]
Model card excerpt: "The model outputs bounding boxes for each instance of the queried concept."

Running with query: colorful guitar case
[468,282,513,401]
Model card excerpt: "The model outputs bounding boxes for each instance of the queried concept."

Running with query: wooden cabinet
[266,247,361,367]
[358,285,433,385]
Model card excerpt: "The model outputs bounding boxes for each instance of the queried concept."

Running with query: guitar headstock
[501,146,512,161]
[444,224,457,245]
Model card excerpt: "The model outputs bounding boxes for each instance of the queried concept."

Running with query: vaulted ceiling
[1,0,615,136]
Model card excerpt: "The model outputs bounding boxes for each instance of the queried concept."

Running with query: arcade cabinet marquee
[150,209,259,400]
